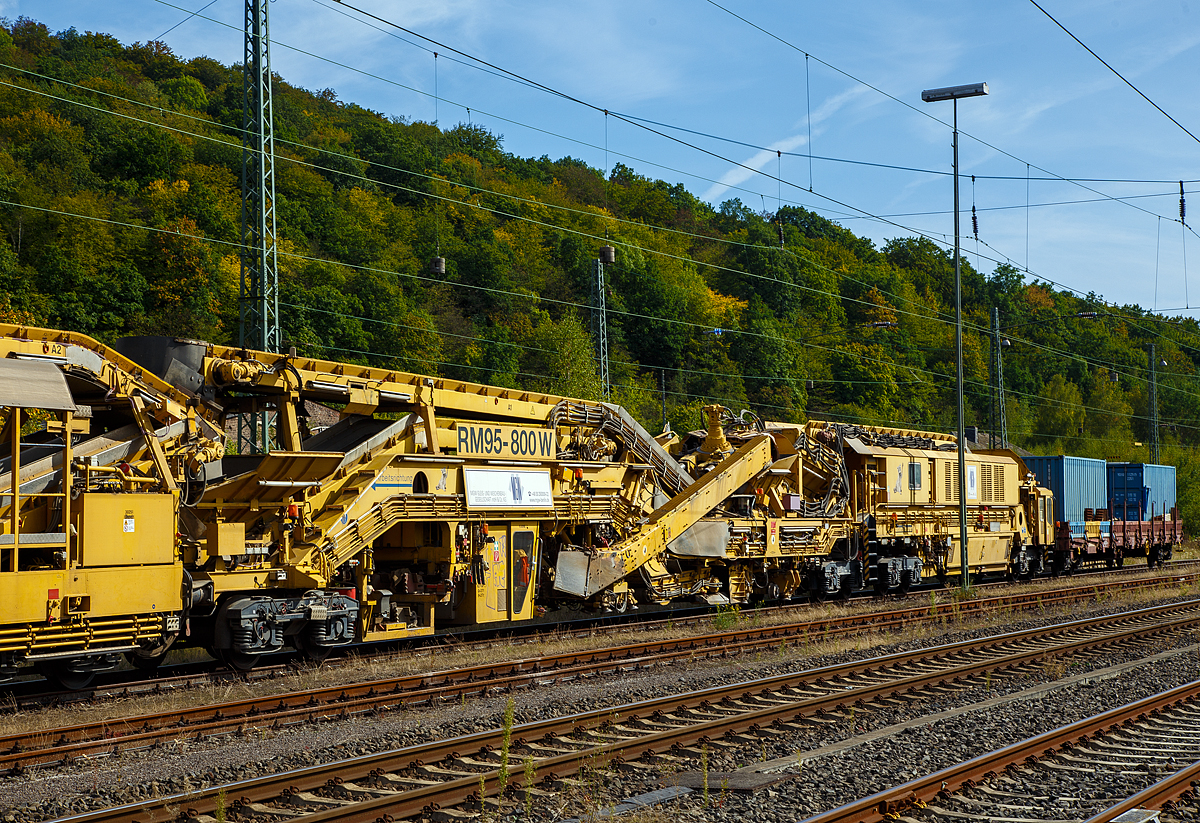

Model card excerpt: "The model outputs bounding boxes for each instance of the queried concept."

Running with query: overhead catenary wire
[139,0,1194,319]
[280,300,929,388]
[1027,0,1200,147]
[2,17,1200,443]
[11,192,1200,436]
[0,66,966,332]
[278,0,1200,338]
[305,334,1200,448]
[7,35,1200,403]
[246,0,1200,189]
[701,0,1192,224]
[154,0,220,41]
[283,297,1195,431]
[833,189,1186,221]
[5,68,1198,409]
[293,0,1194,251]
[0,194,1079,412]
[150,0,842,224]
[10,55,1200,396]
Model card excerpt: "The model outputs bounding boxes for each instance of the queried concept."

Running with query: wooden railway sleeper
[1052,749,1168,767]
[519,741,578,757]
[450,756,502,770]
[1117,721,1200,739]
[778,687,830,699]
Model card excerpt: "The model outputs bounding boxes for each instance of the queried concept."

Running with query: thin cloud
[702,85,871,203]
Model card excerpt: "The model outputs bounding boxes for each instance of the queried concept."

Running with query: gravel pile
[2,593,1199,822]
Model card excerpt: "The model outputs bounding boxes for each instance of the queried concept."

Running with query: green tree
[522,313,600,399]
[1033,374,1084,446]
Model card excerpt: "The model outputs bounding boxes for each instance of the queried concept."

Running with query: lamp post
[922,81,988,592]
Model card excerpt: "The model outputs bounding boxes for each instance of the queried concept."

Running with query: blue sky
[8,0,1199,316]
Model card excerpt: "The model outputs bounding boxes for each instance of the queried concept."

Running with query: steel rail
[8,560,1195,709]
[41,602,1200,823]
[6,582,1199,775]
[6,580,1198,774]
[1082,757,1200,822]
[803,680,1200,823]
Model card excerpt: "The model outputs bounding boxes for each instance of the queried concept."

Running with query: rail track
[806,677,1200,823]
[37,599,1200,823]
[5,570,1200,775]
[8,559,1198,712]
[1085,760,1200,822]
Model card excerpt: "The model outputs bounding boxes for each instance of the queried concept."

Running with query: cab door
[467,524,507,624]
[509,524,537,621]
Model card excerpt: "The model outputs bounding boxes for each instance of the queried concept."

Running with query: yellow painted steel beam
[202,343,587,423]
[554,435,773,598]
[0,324,218,429]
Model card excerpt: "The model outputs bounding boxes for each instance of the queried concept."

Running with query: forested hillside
[3,18,1200,523]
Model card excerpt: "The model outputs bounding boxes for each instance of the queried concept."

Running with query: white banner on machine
[463,468,554,509]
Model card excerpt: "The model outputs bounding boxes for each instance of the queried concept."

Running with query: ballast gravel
[3,592,1200,822]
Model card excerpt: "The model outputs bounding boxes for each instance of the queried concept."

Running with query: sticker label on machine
[456,423,556,458]
[463,468,554,509]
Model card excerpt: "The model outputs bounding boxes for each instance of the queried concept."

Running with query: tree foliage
[4,17,1200,514]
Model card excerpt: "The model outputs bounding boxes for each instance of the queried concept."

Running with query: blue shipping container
[1024,455,1109,524]
[1107,463,1177,521]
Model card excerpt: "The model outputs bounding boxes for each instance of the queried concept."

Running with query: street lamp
[921,81,988,591]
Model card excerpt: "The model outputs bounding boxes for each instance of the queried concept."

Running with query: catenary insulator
[599,245,615,264]
[431,257,446,275]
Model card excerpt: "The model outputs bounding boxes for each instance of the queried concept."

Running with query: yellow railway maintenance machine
[0,358,190,688]
[657,418,1055,600]
[109,334,780,672]
[803,422,1055,591]
[0,325,1059,686]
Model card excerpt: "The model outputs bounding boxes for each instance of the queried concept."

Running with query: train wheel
[38,662,96,691]
[214,649,261,673]
[1147,546,1159,569]
[298,645,332,664]
[126,651,168,672]
[1116,550,1125,568]
[292,635,333,664]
